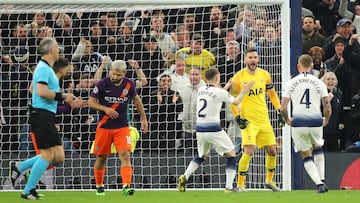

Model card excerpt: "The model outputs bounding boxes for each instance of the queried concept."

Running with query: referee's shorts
[29,107,62,149]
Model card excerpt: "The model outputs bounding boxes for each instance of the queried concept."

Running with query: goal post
[0,0,291,191]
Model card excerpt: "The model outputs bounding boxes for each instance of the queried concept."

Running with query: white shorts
[291,127,324,152]
[196,130,234,157]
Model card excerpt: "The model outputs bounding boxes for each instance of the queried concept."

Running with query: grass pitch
[0,190,359,203]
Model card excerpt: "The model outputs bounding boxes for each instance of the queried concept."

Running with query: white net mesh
[0,3,286,190]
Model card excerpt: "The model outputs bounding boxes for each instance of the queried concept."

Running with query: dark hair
[62,72,73,89]
[220,28,235,38]
[302,15,315,24]
[205,67,219,81]
[107,13,116,18]
[53,58,69,73]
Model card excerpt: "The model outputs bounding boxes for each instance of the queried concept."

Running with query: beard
[247,62,257,71]
[111,78,121,85]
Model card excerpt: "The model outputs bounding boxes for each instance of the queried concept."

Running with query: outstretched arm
[232,80,254,105]
[339,0,354,20]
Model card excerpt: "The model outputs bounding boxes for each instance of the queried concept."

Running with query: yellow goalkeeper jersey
[230,68,273,124]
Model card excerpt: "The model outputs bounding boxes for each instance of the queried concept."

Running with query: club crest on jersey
[92,86,99,94]
[122,89,129,95]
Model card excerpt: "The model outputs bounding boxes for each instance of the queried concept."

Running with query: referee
[9,37,74,200]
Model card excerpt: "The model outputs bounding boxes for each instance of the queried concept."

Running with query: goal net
[0,1,291,191]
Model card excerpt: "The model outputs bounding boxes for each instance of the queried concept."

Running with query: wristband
[55,92,64,102]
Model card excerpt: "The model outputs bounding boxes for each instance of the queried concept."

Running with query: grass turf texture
[0,190,360,203]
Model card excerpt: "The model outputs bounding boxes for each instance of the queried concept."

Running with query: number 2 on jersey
[198,99,207,118]
[300,88,311,108]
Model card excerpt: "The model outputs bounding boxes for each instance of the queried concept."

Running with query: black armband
[55,92,64,102]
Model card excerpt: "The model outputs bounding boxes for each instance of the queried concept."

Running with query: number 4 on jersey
[300,88,311,109]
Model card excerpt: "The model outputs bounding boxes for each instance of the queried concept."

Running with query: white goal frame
[1,0,291,191]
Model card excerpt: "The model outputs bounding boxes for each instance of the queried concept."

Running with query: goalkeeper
[229,47,285,192]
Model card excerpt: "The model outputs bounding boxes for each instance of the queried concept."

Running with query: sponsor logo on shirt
[104,96,129,104]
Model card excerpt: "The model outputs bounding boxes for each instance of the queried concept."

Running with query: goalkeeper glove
[276,109,286,127]
[235,115,250,129]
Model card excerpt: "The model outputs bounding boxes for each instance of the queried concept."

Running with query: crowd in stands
[0,2,359,153]
[302,0,360,151]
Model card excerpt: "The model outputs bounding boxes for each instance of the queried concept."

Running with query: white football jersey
[283,72,328,127]
[196,85,234,132]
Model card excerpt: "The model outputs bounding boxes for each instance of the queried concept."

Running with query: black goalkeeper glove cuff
[276,109,286,127]
[235,115,249,129]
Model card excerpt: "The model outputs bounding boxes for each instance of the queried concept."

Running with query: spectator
[181,67,205,150]
[250,18,266,45]
[26,12,47,37]
[210,28,236,60]
[134,35,165,101]
[233,8,254,41]
[336,34,360,148]
[217,40,242,86]
[148,74,183,149]
[175,33,216,80]
[169,58,191,95]
[87,21,107,55]
[351,1,360,16]
[302,0,342,37]
[342,34,360,98]
[302,15,325,54]
[72,38,111,77]
[325,37,347,72]
[339,0,360,35]
[115,20,141,61]
[321,72,344,151]
[182,13,196,35]
[105,13,118,44]
[255,25,282,84]
[150,15,176,66]
[104,13,118,59]
[308,46,327,78]
[54,13,81,60]
[349,91,360,146]
[323,18,353,60]
[173,25,190,52]
[72,74,97,151]
[9,23,31,48]
[0,12,18,48]
[1,48,32,151]
[202,6,231,49]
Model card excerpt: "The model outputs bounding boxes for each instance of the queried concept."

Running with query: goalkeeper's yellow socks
[237,153,252,186]
[266,155,276,182]
[121,166,133,186]
[94,168,105,187]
